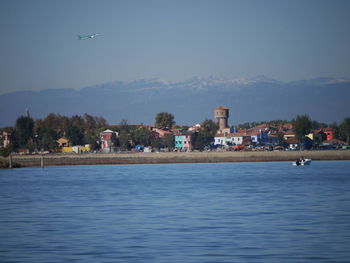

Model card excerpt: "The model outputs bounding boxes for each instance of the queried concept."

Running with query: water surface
[1,161,350,262]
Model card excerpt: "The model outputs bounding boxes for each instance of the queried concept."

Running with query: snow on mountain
[0,76,349,127]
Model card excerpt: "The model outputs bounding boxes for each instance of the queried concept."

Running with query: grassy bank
[9,150,350,168]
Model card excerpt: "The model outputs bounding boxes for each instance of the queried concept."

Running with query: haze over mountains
[1,76,349,127]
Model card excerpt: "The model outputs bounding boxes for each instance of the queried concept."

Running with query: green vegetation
[155,112,175,129]
[292,114,312,147]
[191,119,218,150]
[0,113,107,155]
[339,118,350,144]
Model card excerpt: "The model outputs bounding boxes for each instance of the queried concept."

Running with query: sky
[1,0,350,95]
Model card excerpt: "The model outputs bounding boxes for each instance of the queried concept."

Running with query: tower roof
[215,106,229,110]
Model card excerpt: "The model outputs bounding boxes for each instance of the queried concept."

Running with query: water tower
[214,106,229,131]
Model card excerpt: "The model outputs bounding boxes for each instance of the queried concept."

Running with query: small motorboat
[293,158,312,166]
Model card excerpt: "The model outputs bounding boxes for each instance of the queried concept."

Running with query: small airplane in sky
[77,33,101,40]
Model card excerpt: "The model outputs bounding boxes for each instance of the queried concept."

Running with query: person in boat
[296,158,300,166]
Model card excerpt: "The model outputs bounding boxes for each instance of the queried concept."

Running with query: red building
[324,128,334,141]
[100,129,118,152]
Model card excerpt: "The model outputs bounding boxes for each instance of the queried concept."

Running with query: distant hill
[1,76,349,127]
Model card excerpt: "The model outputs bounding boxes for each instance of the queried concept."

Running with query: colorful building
[100,129,119,153]
[324,128,334,141]
[175,134,192,151]
[57,137,69,147]
[1,132,11,148]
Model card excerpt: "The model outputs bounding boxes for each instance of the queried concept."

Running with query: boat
[293,158,312,166]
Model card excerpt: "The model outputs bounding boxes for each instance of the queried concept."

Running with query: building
[324,128,334,141]
[152,128,173,138]
[1,132,11,148]
[188,123,202,132]
[285,137,300,150]
[175,134,192,151]
[283,132,296,140]
[57,137,69,147]
[100,129,119,153]
[214,106,230,134]
[214,134,227,146]
[268,134,280,145]
[249,130,269,145]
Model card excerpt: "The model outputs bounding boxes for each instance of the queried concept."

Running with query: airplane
[77,33,101,40]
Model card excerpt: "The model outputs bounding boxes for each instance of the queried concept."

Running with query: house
[57,137,69,147]
[230,132,252,146]
[324,128,334,141]
[283,132,296,140]
[252,123,278,133]
[100,129,119,153]
[153,128,173,138]
[214,134,227,146]
[268,134,280,146]
[1,132,11,148]
[62,145,91,153]
[175,134,192,151]
[188,123,202,132]
[285,137,300,150]
[249,130,269,145]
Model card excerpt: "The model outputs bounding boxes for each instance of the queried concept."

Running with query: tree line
[0,113,107,156]
[1,111,350,157]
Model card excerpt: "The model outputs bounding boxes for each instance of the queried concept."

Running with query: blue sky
[1,0,350,94]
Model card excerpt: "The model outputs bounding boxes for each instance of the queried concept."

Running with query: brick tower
[214,106,229,132]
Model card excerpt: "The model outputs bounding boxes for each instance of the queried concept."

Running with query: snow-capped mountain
[0,76,349,127]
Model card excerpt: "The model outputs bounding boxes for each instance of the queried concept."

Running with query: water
[1,161,350,263]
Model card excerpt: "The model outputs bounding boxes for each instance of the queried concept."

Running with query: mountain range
[1,76,349,127]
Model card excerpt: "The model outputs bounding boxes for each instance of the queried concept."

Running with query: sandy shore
[9,150,350,167]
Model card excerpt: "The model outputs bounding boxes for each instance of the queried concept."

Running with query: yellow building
[61,145,91,153]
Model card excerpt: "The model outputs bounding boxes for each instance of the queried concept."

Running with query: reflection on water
[1,161,350,262]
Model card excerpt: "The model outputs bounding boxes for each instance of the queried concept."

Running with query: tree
[339,117,350,144]
[118,132,131,151]
[162,134,175,150]
[110,133,120,148]
[66,125,84,146]
[84,131,100,151]
[84,114,97,132]
[192,119,218,150]
[15,116,34,148]
[38,126,58,151]
[43,113,69,137]
[311,120,328,130]
[155,112,175,129]
[292,114,312,149]
[0,145,12,157]
[330,122,340,139]
[134,127,151,146]
[84,114,108,131]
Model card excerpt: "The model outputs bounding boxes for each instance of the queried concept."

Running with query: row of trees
[1,113,107,155]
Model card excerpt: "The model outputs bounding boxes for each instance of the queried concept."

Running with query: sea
[0,161,350,263]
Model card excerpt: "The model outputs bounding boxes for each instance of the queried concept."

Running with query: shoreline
[7,150,350,168]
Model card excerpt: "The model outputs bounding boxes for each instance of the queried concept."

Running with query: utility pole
[9,154,12,169]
